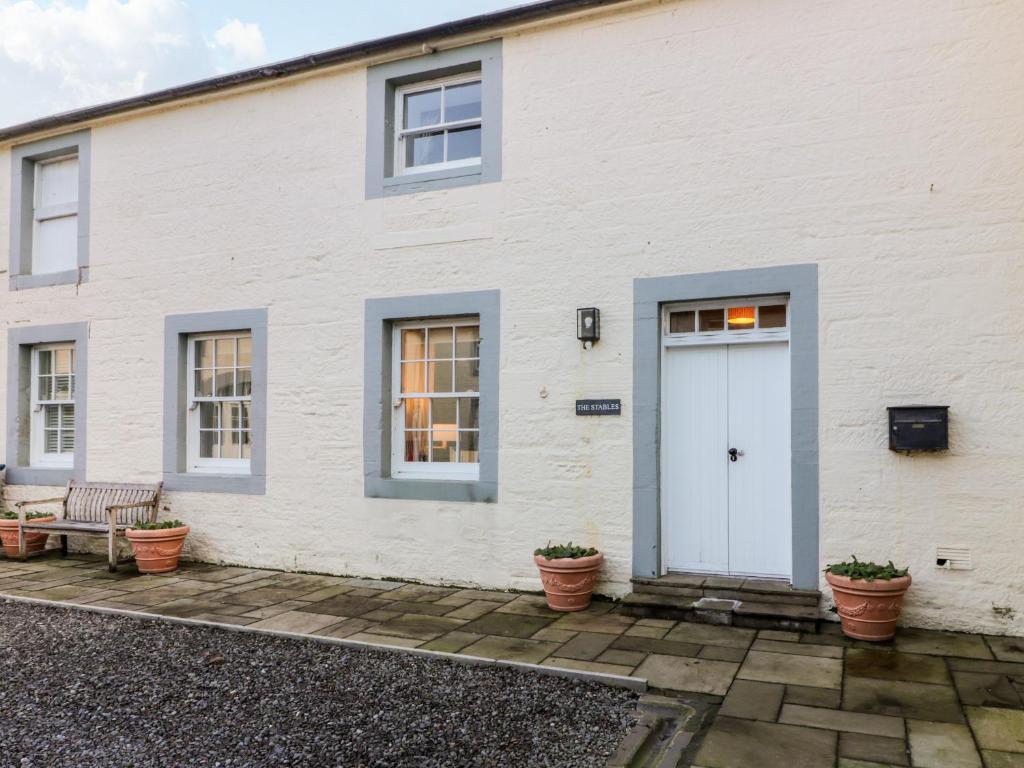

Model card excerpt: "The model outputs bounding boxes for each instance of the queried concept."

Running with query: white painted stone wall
[1,0,1022,635]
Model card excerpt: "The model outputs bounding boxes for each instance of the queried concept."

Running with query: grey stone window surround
[633,264,819,589]
[365,40,502,199]
[8,130,91,291]
[364,290,499,503]
[5,322,89,486]
[163,309,268,495]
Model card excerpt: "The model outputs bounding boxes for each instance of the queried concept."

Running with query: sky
[0,0,525,127]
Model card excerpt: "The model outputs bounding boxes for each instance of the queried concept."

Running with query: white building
[2,0,1022,636]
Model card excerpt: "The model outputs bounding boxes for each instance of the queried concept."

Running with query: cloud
[212,18,265,65]
[0,0,214,126]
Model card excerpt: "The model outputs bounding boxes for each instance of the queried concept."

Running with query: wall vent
[936,547,972,570]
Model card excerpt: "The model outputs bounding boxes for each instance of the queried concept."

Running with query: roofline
[0,0,630,144]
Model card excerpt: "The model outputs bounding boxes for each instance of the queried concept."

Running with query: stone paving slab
[1,554,1022,768]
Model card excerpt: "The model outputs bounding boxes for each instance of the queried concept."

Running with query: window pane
[428,361,453,393]
[237,336,252,367]
[241,430,251,459]
[406,131,444,168]
[215,369,234,397]
[404,88,442,129]
[33,215,77,274]
[431,397,457,428]
[37,350,52,376]
[444,81,481,122]
[195,368,213,398]
[37,375,53,401]
[405,398,429,430]
[239,402,250,431]
[458,398,479,429]
[215,338,235,368]
[199,402,218,430]
[404,430,429,462]
[427,327,453,359]
[669,311,695,333]
[61,404,74,430]
[223,402,242,431]
[60,429,74,453]
[196,339,214,369]
[44,404,60,429]
[37,156,78,207]
[699,309,724,332]
[454,360,479,392]
[455,326,480,358]
[447,126,481,162]
[54,348,73,374]
[199,430,217,458]
[237,367,252,397]
[401,361,426,394]
[459,431,480,463]
[401,329,425,360]
[759,304,787,329]
[431,430,456,463]
[45,429,58,453]
[727,306,756,330]
[220,428,240,460]
[54,374,73,401]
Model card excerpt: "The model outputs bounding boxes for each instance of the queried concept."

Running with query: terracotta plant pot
[534,552,603,612]
[826,571,912,641]
[0,516,56,558]
[125,525,190,574]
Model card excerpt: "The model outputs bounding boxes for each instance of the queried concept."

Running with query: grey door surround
[632,264,819,589]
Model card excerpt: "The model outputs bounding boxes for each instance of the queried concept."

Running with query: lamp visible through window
[727,306,756,329]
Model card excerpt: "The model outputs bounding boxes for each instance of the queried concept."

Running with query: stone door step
[621,574,821,632]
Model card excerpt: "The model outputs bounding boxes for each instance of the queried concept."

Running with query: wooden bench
[16,481,163,572]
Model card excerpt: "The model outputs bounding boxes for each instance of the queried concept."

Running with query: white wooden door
[726,342,791,577]
[661,345,729,573]
[661,341,791,578]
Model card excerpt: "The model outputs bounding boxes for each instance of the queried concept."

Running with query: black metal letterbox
[887,406,949,452]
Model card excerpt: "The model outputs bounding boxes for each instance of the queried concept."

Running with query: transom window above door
[394,75,482,174]
[392,318,480,480]
[664,297,789,343]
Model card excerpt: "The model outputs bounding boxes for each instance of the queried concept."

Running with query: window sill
[381,163,483,198]
[4,465,75,486]
[10,268,86,291]
[365,476,495,504]
[163,472,265,495]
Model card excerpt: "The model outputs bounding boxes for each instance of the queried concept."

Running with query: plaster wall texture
[1,0,1022,634]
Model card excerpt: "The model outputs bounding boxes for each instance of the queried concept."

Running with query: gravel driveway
[0,600,637,768]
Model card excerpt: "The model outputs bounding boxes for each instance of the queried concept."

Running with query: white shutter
[32,155,79,275]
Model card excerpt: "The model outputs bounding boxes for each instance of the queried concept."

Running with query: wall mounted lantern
[577,307,600,349]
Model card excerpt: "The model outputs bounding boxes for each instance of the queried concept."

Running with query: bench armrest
[105,501,158,512]
[15,497,65,509]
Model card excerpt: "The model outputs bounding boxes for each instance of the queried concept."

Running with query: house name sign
[575,399,622,416]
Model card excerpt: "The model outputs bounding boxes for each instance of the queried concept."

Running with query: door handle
[728,448,744,462]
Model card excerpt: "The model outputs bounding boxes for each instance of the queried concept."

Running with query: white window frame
[393,73,483,176]
[31,153,79,275]
[186,331,252,475]
[662,296,791,347]
[30,343,75,469]
[390,317,481,481]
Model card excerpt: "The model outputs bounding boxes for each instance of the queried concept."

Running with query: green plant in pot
[0,509,57,558]
[825,556,911,641]
[533,541,603,612]
[125,519,190,574]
